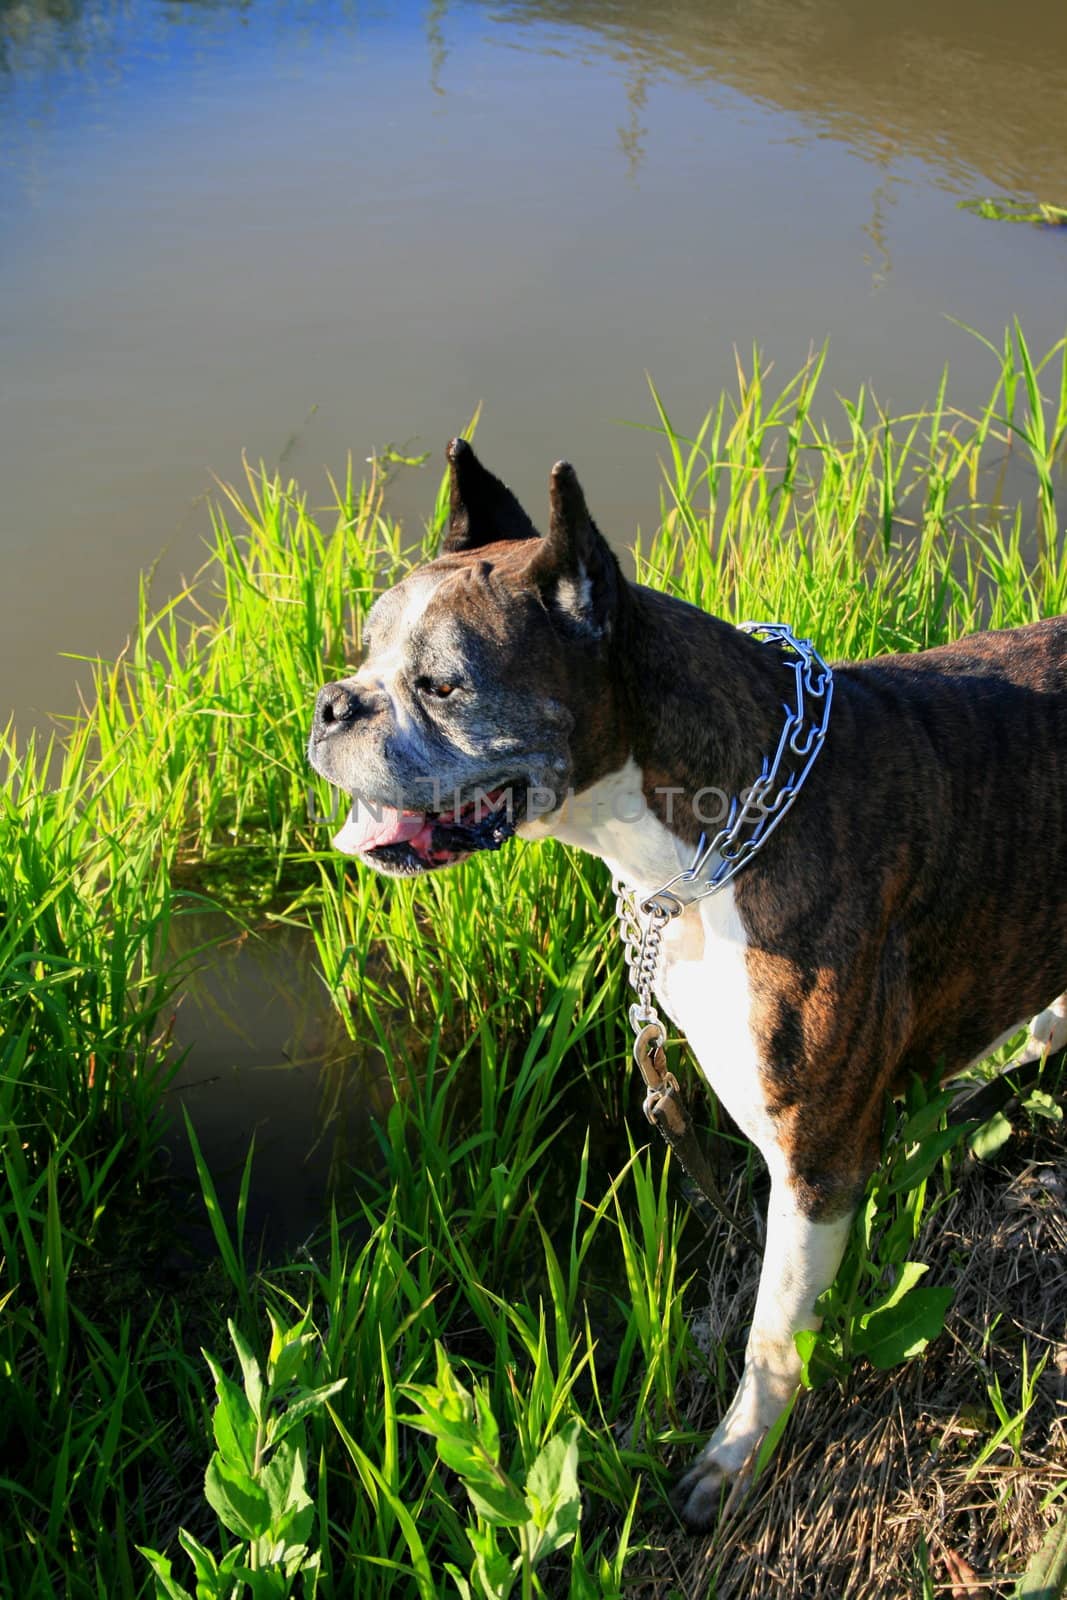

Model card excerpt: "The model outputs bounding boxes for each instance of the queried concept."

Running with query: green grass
[960,196,1067,228]
[2,324,1066,1596]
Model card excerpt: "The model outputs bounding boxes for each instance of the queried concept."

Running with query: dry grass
[624,1111,1067,1599]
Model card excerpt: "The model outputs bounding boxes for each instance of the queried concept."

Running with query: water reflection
[163,912,388,1254]
[6,0,1066,197]
[1,0,129,84]
[495,0,1067,200]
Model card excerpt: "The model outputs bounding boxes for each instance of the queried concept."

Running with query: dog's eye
[416,677,459,700]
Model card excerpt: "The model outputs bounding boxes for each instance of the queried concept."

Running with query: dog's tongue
[333,801,429,856]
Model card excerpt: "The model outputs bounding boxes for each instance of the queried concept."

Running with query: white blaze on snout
[356,575,447,723]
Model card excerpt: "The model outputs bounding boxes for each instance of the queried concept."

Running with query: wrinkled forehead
[363,556,532,660]
[364,571,446,652]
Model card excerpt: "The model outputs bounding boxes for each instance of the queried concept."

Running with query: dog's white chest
[522,756,778,1162]
[655,890,779,1163]
[656,892,747,1047]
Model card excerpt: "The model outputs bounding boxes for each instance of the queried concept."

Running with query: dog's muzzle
[311,680,371,741]
[309,680,521,877]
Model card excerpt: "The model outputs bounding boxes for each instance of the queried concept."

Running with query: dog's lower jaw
[330,787,522,875]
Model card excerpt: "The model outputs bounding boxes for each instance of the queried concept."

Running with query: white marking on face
[357,575,444,727]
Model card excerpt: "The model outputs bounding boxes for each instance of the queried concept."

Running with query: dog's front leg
[673,1180,852,1530]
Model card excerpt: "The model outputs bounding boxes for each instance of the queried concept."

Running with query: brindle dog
[308,439,1067,1529]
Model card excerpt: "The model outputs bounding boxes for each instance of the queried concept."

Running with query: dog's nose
[313,681,366,737]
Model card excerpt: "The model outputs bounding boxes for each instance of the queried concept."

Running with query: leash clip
[632,1021,681,1124]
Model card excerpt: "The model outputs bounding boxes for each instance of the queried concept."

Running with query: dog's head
[307,439,630,876]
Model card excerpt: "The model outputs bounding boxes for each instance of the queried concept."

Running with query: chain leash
[613,874,757,1246]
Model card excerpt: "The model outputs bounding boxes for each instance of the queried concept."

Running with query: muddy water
[5,0,1067,1234]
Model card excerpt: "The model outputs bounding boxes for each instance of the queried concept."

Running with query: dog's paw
[672,1436,762,1532]
[672,1452,731,1531]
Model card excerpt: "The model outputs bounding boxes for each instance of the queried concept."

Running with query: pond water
[5,0,1067,1242]
[4,0,1067,729]
[162,913,386,1252]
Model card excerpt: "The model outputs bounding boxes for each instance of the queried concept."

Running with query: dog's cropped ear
[523,461,620,638]
[441,438,540,553]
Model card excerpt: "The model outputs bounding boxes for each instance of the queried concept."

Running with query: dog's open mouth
[332,787,519,875]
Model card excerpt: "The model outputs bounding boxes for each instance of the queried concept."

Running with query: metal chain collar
[613,623,833,1239]
[638,622,834,922]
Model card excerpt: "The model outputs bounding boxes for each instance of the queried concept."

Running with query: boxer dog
[307,439,1067,1529]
